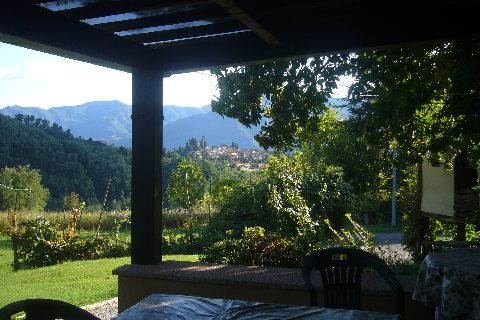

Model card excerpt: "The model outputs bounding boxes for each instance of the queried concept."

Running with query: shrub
[204,153,354,247]
[200,213,411,271]
[200,227,316,268]
[8,216,130,269]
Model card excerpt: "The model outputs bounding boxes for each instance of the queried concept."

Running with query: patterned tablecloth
[115,294,400,320]
[412,247,480,320]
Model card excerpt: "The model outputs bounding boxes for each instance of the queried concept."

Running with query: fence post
[11,213,19,270]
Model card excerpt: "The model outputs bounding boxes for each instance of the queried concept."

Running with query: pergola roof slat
[94,6,228,32]
[146,29,252,49]
[123,20,246,44]
[59,0,212,21]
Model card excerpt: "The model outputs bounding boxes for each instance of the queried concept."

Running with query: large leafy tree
[298,109,390,219]
[211,56,349,149]
[212,40,480,165]
[348,40,480,166]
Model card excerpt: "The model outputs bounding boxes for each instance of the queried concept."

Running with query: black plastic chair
[302,247,404,316]
[0,298,100,320]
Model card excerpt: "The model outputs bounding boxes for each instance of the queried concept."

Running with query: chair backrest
[0,298,100,320]
[302,247,404,316]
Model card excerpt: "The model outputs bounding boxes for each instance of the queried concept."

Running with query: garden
[1,40,480,312]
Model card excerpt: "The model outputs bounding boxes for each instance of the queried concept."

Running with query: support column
[131,68,163,264]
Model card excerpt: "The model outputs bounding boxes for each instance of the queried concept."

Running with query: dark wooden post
[453,151,478,242]
[131,68,163,264]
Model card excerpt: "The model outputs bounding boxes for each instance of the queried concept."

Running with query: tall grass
[0,210,130,232]
[1,208,211,231]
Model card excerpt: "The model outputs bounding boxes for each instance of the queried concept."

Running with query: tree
[212,40,480,165]
[211,56,349,149]
[0,114,131,209]
[347,40,480,166]
[63,192,84,212]
[298,109,391,222]
[167,158,206,210]
[0,165,49,211]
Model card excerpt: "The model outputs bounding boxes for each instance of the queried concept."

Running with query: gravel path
[374,232,403,245]
[83,298,118,320]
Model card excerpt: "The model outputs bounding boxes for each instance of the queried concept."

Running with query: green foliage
[430,220,480,243]
[167,158,206,210]
[0,165,49,211]
[264,153,315,236]
[211,41,480,254]
[324,213,375,248]
[200,226,315,268]
[10,216,130,268]
[63,192,84,212]
[204,152,354,250]
[15,217,68,267]
[200,215,409,269]
[0,114,131,210]
[347,40,480,166]
[211,56,349,149]
[298,109,391,223]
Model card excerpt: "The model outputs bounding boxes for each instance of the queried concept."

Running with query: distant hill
[0,101,210,147]
[0,100,260,149]
[0,113,131,210]
[1,101,132,146]
[0,98,347,150]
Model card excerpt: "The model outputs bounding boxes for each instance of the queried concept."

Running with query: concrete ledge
[113,261,429,320]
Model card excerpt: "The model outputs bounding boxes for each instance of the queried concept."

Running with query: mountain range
[0,98,346,150]
[0,100,261,149]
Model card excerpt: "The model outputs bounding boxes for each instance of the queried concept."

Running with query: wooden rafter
[0,3,158,72]
[213,0,281,47]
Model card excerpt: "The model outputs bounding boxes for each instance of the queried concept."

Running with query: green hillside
[0,114,131,210]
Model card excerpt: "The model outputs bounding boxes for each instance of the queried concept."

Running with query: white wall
[421,159,455,216]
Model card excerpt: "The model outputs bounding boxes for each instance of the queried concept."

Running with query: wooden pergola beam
[156,2,480,73]
[213,0,281,47]
[0,3,158,72]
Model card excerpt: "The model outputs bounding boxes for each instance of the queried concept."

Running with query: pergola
[1,0,478,265]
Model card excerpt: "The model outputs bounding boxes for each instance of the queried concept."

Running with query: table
[412,247,480,320]
[115,294,400,320]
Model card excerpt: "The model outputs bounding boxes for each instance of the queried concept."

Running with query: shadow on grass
[0,237,12,250]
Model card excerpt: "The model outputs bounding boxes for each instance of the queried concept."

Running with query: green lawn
[0,236,198,308]
[363,224,403,233]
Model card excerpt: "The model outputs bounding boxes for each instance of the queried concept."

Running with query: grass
[363,224,403,233]
[0,236,198,308]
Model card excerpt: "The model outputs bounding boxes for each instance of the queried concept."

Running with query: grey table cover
[412,247,480,320]
[115,294,400,320]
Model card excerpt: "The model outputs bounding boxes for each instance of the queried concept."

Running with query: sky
[0,42,218,109]
[0,42,352,109]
